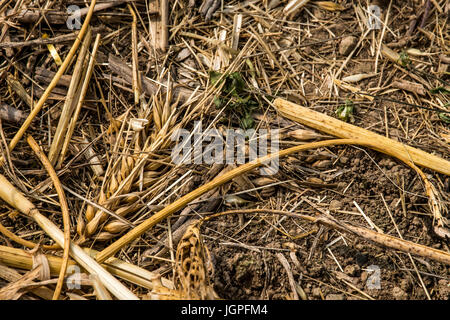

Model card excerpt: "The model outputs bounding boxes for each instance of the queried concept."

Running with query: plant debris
[0,0,449,301]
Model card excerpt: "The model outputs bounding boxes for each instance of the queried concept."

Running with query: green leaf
[335,99,355,123]
[213,96,223,108]
[439,113,450,124]
[209,71,223,86]
[226,72,245,95]
[398,51,411,67]
[209,70,259,129]
[430,87,450,95]
[240,112,254,129]
[245,59,256,78]
[235,95,251,105]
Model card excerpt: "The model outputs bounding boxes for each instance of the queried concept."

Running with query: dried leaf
[286,129,329,140]
[434,226,450,239]
[29,246,51,281]
[130,118,149,131]
[333,79,374,101]
[406,48,432,56]
[382,45,406,66]
[66,293,88,300]
[42,33,62,66]
[0,103,28,123]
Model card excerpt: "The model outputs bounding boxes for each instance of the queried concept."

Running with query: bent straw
[27,135,70,300]
[0,173,139,300]
[0,221,60,250]
[95,137,443,263]
[0,0,97,166]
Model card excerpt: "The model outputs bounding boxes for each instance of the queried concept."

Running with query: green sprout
[209,71,258,129]
[430,87,450,124]
[335,99,355,123]
[398,51,411,67]
[439,113,450,124]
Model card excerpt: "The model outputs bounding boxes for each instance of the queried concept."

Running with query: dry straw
[0,245,174,292]
[0,173,139,300]
[0,0,98,166]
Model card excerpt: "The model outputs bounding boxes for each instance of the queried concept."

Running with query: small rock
[312,160,332,168]
[432,243,442,249]
[392,286,407,300]
[400,279,411,292]
[329,200,343,211]
[311,287,321,298]
[412,216,422,226]
[339,36,357,56]
[360,271,368,283]
[380,158,397,169]
[175,48,192,61]
[344,264,359,277]
[337,182,347,190]
[390,198,400,209]
[307,177,324,184]
[339,156,349,164]
[325,294,345,300]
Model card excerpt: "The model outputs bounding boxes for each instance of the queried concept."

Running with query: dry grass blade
[275,253,299,300]
[0,220,60,250]
[58,33,102,168]
[315,1,346,11]
[128,4,141,105]
[284,0,310,17]
[48,28,92,166]
[6,74,35,109]
[91,274,113,300]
